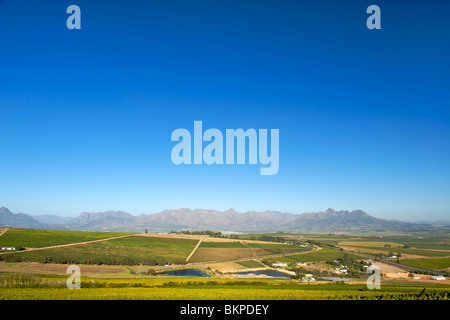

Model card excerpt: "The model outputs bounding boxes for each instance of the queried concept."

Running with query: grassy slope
[236,260,266,268]
[0,228,132,248]
[0,236,198,265]
[199,242,247,248]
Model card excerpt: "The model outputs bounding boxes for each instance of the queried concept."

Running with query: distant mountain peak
[0,207,13,214]
[298,208,371,220]
[0,206,45,228]
[76,210,135,224]
[1,205,448,234]
[350,209,370,217]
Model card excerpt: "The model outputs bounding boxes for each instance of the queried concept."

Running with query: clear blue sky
[1,0,449,220]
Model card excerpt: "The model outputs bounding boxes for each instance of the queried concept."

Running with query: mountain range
[1,206,449,234]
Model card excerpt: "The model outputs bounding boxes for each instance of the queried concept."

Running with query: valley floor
[0,228,449,300]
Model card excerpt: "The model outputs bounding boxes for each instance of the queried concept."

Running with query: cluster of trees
[169,230,293,243]
[306,240,325,247]
[169,230,223,238]
[384,243,411,249]
[246,235,286,243]
[385,252,402,263]
[80,281,149,288]
[293,267,332,280]
[285,240,309,246]
[287,256,372,280]
[405,269,449,277]
[327,257,371,278]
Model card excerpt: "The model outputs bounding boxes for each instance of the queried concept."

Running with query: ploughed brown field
[188,248,271,263]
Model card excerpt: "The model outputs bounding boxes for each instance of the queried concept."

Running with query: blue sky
[0,0,449,220]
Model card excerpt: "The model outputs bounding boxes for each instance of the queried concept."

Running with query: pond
[233,270,292,279]
[159,268,212,277]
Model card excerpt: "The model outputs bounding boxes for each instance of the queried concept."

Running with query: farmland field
[0,228,449,300]
[246,242,298,249]
[236,260,266,268]
[0,274,448,300]
[338,237,450,252]
[199,241,247,248]
[0,235,198,266]
[188,248,271,263]
[339,245,450,257]
[400,258,450,270]
[266,248,364,263]
[0,228,132,248]
[375,237,450,250]
[339,241,405,248]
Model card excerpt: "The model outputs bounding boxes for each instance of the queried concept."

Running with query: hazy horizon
[2,205,449,224]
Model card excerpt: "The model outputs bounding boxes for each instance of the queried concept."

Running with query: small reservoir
[159,269,211,277]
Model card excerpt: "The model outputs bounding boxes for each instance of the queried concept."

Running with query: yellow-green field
[0,286,447,300]
[0,274,449,300]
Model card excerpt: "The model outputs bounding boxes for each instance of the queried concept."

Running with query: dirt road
[0,228,9,238]
[186,236,209,262]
